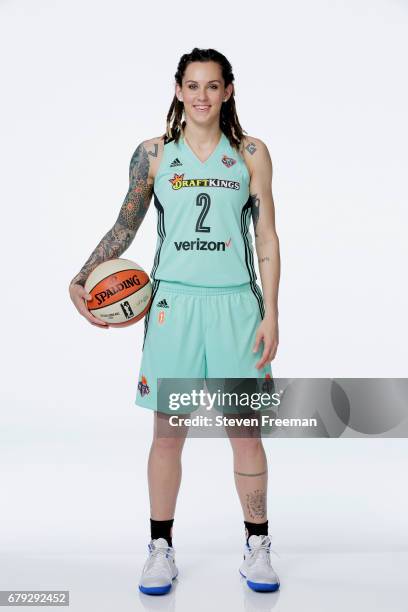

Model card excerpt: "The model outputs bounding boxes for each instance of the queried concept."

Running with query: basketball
[84,258,152,326]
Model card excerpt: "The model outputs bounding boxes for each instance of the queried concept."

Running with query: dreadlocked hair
[163,48,247,152]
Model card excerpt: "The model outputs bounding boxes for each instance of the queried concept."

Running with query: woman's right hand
[69,283,109,328]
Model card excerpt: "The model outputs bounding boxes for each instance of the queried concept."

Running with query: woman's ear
[224,83,234,102]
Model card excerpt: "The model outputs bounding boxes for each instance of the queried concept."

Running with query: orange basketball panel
[87,268,150,310]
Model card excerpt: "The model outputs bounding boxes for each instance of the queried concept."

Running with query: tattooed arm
[242,137,281,366]
[70,141,154,287]
[69,139,158,326]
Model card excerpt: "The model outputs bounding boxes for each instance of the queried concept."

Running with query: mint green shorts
[135,280,272,411]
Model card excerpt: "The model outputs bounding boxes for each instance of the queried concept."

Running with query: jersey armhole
[238,137,253,187]
[240,156,251,187]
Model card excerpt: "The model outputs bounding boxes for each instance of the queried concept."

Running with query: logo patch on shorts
[262,373,274,393]
[158,311,165,324]
[138,375,150,397]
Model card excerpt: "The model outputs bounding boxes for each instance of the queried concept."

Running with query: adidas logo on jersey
[170,158,183,167]
[156,299,169,308]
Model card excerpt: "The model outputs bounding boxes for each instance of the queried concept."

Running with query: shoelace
[144,547,174,575]
[247,539,281,566]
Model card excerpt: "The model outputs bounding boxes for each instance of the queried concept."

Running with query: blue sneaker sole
[139,583,172,595]
[247,580,280,592]
[139,573,178,596]
[240,569,280,592]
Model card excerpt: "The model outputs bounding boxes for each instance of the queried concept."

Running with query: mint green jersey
[151,131,259,292]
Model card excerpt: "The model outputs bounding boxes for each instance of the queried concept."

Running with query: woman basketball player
[69,48,281,595]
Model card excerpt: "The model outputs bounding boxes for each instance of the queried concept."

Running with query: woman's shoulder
[238,135,271,177]
[141,134,166,154]
[239,134,269,157]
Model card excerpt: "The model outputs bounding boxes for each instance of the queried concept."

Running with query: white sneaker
[139,538,178,595]
[239,534,280,592]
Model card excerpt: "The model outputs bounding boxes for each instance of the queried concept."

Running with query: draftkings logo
[169,173,240,191]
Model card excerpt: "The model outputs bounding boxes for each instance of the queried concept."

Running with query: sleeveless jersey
[151,131,258,289]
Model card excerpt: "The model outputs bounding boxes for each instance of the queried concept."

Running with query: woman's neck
[182,123,222,148]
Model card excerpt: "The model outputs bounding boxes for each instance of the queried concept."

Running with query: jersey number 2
[195,193,211,233]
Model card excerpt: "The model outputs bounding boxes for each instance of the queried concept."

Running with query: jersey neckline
[180,131,226,166]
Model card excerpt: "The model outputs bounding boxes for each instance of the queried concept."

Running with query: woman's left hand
[252,313,279,369]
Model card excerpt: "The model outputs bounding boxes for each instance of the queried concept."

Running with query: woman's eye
[187,84,218,90]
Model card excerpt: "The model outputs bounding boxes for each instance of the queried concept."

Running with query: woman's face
[176,61,233,127]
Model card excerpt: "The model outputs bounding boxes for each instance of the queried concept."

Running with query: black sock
[150,518,174,547]
[244,520,268,543]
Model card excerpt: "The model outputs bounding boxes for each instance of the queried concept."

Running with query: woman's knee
[151,435,185,455]
[230,437,264,456]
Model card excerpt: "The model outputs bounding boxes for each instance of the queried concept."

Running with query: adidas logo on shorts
[170,158,183,167]
[156,299,169,308]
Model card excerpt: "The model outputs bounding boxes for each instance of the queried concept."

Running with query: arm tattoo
[245,142,257,155]
[234,469,267,477]
[147,143,158,157]
[70,142,153,286]
[258,256,270,264]
[246,489,266,520]
[250,193,260,237]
